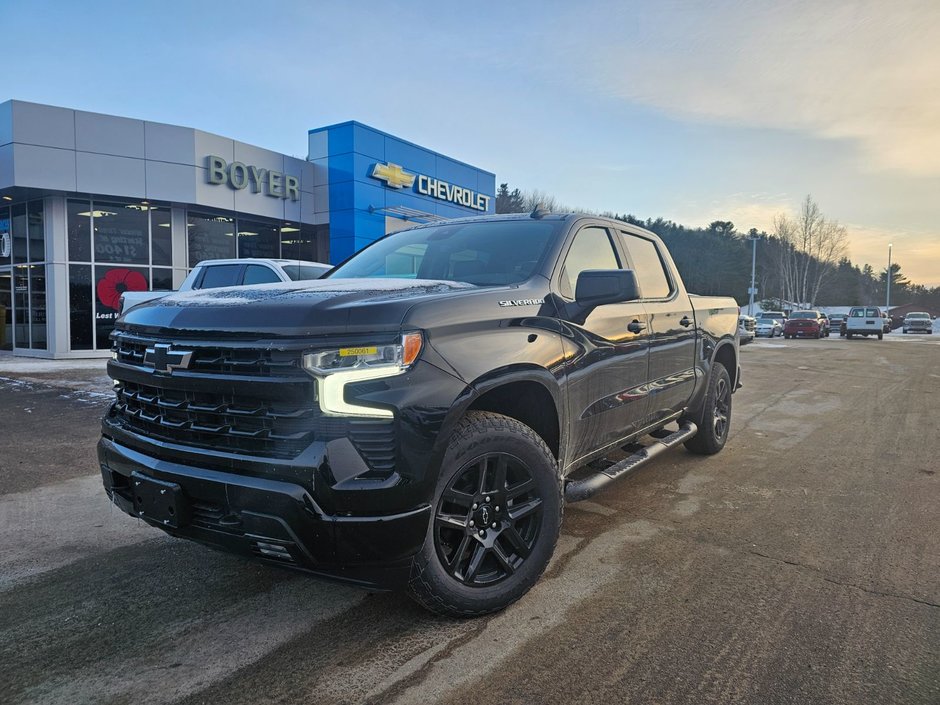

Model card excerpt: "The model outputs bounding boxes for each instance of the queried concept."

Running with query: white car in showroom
[754,314,783,338]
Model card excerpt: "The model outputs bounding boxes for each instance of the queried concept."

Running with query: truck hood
[118,278,476,337]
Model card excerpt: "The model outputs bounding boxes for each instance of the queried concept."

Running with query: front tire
[407,411,562,617]
[684,363,732,456]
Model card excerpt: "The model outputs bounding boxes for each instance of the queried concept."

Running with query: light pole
[747,234,758,316]
[886,243,892,314]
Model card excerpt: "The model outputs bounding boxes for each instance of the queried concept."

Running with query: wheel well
[467,381,560,459]
[714,343,737,385]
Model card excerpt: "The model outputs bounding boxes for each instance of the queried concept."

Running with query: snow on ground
[0,353,110,393]
[0,355,107,374]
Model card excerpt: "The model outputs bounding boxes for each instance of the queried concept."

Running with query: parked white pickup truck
[845,306,884,340]
[119,258,332,314]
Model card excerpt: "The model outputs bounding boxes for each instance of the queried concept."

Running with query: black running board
[564,422,698,502]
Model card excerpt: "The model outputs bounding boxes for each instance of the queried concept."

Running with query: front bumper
[98,437,431,589]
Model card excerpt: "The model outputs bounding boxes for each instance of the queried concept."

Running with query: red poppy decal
[97,268,147,310]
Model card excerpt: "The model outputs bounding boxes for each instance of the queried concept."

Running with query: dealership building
[0,99,495,357]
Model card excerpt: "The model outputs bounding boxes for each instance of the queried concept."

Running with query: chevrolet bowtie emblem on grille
[371,162,416,189]
[144,344,193,374]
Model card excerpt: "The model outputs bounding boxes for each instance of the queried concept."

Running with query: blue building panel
[353,181,387,213]
[353,209,386,240]
[352,123,385,161]
[327,152,355,184]
[328,180,354,212]
[384,139,437,176]
[313,120,496,260]
[327,123,354,157]
[328,209,356,241]
[435,156,478,191]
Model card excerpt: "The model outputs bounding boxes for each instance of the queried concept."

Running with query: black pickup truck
[99,212,740,616]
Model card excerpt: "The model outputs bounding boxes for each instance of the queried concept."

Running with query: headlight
[302,332,423,418]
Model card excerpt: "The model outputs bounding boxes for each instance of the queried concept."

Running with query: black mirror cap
[575,269,640,306]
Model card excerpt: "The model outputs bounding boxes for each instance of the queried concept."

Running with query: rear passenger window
[559,227,620,299]
[619,232,673,299]
[243,265,281,285]
[198,264,243,289]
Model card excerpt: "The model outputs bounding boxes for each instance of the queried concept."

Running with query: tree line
[494,183,939,310]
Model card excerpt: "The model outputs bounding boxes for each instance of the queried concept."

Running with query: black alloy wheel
[684,362,732,456]
[712,374,731,441]
[434,453,542,586]
[407,411,561,617]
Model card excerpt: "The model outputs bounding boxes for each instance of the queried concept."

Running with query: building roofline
[1,98,301,159]
[308,120,496,177]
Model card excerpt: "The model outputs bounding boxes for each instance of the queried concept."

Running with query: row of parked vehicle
[739,308,935,342]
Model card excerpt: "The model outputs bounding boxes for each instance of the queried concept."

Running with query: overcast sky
[6,0,939,285]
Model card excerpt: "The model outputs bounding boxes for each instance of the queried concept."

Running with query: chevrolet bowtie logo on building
[370,161,493,212]
[371,162,415,189]
[144,343,193,374]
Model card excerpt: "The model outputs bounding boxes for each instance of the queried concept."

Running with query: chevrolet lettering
[415,175,491,211]
[100,211,740,617]
[370,161,491,211]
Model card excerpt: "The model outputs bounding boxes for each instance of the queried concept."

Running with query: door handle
[679,316,693,327]
[628,320,646,334]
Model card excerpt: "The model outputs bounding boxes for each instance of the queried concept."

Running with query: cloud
[844,223,940,287]
[553,1,940,176]
[670,193,793,233]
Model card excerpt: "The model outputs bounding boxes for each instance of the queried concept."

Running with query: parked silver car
[754,314,783,337]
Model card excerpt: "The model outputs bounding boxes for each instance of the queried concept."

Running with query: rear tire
[407,411,562,617]
[684,363,732,456]
[878,333,883,340]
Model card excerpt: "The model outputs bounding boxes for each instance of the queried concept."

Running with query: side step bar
[564,422,698,502]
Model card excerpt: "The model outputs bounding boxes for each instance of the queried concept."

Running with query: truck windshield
[328,220,561,286]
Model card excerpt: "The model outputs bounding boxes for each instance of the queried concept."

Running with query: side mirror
[575,269,639,306]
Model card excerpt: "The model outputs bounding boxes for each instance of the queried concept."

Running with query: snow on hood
[157,278,476,308]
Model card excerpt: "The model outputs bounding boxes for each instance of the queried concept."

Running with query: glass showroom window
[0,201,46,350]
[187,212,235,267]
[280,224,322,262]
[0,207,10,351]
[67,198,170,351]
[237,219,280,259]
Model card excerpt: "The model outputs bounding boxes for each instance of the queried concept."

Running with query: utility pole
[886,243,892,314]
[748,234,758,316]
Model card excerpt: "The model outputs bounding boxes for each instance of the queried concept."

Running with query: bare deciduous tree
[773,196,848,306]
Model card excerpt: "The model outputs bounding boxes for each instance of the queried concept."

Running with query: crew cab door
[553,225,651,463]
[615,230,697,424]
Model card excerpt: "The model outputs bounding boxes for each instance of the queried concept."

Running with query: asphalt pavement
[0,335,937,705]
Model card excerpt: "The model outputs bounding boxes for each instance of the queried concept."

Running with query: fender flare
[428,365,567,473]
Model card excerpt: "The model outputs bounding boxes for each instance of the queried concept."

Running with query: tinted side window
[243,265,281,285]
[559,227,619,299]
[619,233,673,299]
[198,264,243,289]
